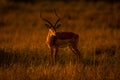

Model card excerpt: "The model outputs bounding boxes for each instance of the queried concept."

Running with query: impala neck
[46,29,56,48]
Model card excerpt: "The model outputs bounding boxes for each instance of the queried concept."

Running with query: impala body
[46,32,79,48]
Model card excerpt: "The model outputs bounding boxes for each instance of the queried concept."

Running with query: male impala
[41,9,81,63]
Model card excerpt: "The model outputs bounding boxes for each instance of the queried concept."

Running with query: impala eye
[56,24,61,28]
[45,24,51,28]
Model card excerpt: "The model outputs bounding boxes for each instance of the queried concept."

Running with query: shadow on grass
[81,58,99,66]
[95,45,117,56]
[0,45,117,67]
[0,48,50,67]
[81,45,119,66]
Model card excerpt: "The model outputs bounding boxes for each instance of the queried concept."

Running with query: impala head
[40,9,61,36]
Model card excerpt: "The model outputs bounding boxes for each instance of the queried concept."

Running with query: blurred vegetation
[0,0,120,4]
[8,0,120,3]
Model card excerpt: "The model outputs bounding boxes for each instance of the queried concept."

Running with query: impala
[40,9,81,63]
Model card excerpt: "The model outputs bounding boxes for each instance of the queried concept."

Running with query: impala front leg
[50,47,58,64]
[50,48,54,64]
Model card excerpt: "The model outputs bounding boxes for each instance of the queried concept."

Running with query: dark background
[7,0,120,3]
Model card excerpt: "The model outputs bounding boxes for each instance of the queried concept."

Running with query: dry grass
[0,1,120,80]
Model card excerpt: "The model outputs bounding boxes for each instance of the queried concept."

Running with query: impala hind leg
[69,46,81,62]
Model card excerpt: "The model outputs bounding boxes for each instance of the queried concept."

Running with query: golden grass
[0,1,120,80]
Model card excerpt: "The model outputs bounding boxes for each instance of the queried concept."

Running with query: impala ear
[56,24,61,28]
[45,24,51,28]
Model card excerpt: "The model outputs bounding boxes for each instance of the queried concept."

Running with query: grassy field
[0,1,120,80]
